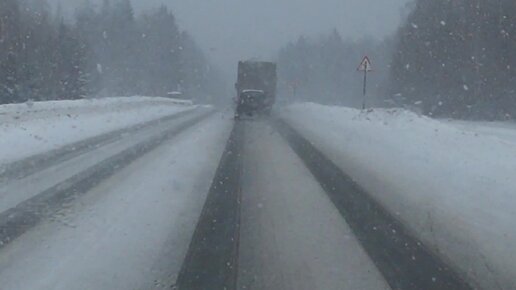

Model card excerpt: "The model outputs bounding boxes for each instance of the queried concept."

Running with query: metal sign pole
[362,69,367,110]
[357,56,372,111]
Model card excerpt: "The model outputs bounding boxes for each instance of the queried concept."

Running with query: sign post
[290,81,298,98]
[357,56,372,110]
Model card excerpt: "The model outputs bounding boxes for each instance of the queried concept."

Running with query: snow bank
[282,103,516,289]
[445,119,516,145]
[0,96,195,165]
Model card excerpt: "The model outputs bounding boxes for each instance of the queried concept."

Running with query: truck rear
[235,61,277,118]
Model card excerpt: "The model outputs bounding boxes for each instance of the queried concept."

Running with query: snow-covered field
[0,97,195,165]
[282,103,516,290]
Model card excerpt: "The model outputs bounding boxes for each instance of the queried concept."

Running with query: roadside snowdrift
[282,103,516,289]
[0,97,194,165]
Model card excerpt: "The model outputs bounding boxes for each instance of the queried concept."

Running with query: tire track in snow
[0,107,199,182]
[175,120,244,290]
[274,118,473,290]
[0,109,214,249]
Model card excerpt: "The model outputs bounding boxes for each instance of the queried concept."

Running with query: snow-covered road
[0,107,396,290]
[0,113,232,289]
[282,103,516,290]
[238,121,389,290]
[0,97,194,166]
[0,109,212,214]
[1,98,514,289]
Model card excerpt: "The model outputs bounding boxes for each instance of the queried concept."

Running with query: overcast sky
[52,0,411,77]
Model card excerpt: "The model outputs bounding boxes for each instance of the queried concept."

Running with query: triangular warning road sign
[357,56,372,72]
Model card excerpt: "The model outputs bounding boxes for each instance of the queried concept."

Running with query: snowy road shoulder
[281,103,516,289]
[0,96,197,166]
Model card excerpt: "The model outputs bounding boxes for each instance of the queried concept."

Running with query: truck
[234,61,277,118]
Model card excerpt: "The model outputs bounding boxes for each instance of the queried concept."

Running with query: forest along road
[0,113,475,290]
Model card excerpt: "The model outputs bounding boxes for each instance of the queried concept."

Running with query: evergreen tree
[0,0,223,104]
[55,21,88,99]
[278,30,391,107]
[137,5,182,95]
[0,0,20,104]
[390,0,516,119]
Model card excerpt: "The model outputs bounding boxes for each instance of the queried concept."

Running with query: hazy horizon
[50,0,411,77]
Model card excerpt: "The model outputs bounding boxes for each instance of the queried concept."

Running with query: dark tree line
[277,30,392,108]
[0,0,223,104]
[390,0,516,119]
[278,1,516,120]
[0,0,86,103]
